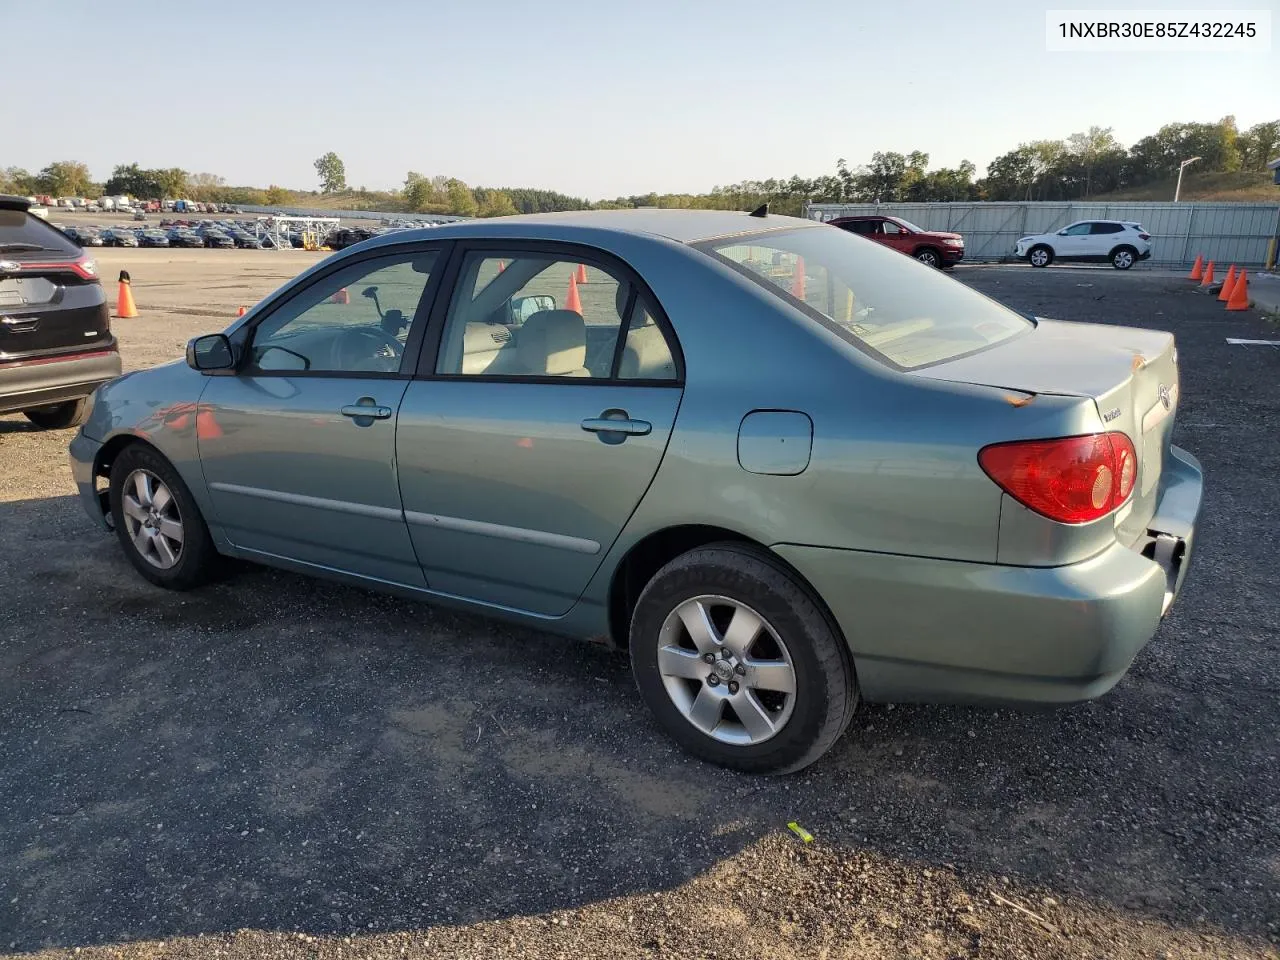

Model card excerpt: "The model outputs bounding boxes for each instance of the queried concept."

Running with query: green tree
[264,184,291,206]
[403,171,444,212]
[476,188,518,217]
[37,161,92,197]
[444,178,478,217]
[1238,120,1280,170]
[1,167,38,195]
[152,167,189,199]
[313,152,347,193]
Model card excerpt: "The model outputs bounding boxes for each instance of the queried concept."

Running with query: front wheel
[629,543,857,775]
[1111,246,1137,270]
[1028,245,1053,268]
[23,399,87,430]
[914,247,941,268]
[109,443,222,590]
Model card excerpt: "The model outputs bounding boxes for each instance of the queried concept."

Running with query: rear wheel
[1111,246,1137,270]
[629,543,856,775]
[23,399,87,430]
[109,443,221,590]
[1028,245,1053,268]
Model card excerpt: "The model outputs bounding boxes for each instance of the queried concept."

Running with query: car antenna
[748,203,769,218]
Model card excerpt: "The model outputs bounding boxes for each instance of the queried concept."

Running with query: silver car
[69,210,1202,774]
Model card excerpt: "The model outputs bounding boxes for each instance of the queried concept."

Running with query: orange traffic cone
[115,270,137,318]
[1216,266,1237,303]
[565,274,582,314]
[236,305,247,317]
[195,408,223,440]
[330,287,350,304]
[1198,261,1215,287]
[497,259,505,273]
[791,257,806,299]
[576,263,588,284]
[1226,270,1250,311]
[1187,254,1204,281]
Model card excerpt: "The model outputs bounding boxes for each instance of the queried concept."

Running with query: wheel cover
[121,469,185,570]
[1115,251,1133,268]
[1031,249,1049,266]
[656,595,797,746]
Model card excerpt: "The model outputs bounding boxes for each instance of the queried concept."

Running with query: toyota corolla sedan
[68,209,1202,774]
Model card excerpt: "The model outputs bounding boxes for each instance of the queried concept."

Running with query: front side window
[698,227,1030,371]
[879,221,903,235]
[1061,223,1093,236]
[437,252,675,380]
[249,251,437,374]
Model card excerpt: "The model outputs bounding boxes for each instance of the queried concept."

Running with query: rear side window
[0,209,81,256]
[1089,222,1124,234]
[698,227,1030,371]
[840,220,877,236]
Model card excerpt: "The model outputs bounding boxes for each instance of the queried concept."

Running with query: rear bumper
[773,445,1203,706]
[0,347,121,415]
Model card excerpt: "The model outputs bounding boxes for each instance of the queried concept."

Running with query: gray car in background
[68,210,1202,774]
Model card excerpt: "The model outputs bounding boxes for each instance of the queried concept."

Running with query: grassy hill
[289,190,407,212]
[1096,171,1278,203]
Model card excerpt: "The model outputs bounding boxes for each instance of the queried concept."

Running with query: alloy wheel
[916,250,939,267]
[120,469,185,569]
[1030,249,1050,267]
[655,595,797,746]
[1114,250,1134,269]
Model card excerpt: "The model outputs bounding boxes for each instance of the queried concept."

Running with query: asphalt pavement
[1,264,1277,959]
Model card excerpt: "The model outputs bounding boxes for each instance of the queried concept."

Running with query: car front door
[396,245,683,616]
[877,220,912,255]
[197,245,444,585]
[1053,221,1094,259]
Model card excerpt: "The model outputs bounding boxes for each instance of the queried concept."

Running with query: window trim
[229,241,452,380]
[414,238,684,387]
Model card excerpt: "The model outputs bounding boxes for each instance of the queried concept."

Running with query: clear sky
[8,0,1276,198]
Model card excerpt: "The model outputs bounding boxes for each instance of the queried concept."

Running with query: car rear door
[395,243,684,617]
[1087,221,1124,256]
[196,243,446,585]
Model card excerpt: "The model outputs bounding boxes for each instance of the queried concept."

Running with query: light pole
[1174,156,1201,202]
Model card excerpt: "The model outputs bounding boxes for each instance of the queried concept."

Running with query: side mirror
[510,294,556,324]
[186,333,235,372]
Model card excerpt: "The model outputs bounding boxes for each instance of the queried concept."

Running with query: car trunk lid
[912,319,1178,540]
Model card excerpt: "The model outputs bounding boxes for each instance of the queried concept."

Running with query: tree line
[3,115,1276,218]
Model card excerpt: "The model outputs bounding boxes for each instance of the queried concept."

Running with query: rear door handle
[341,401,393,421]
[581,409,652,440]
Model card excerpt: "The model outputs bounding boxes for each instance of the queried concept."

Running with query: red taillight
[1138,232,1150,241]
[15,257,98,281]
[979,432,1138,524]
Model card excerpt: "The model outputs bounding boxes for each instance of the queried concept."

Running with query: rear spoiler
[0,194,33,212]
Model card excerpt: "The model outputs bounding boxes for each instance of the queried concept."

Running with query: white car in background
[1015,220,1152,270]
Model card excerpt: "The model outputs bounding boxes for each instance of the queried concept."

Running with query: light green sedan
[68,209,1202,774]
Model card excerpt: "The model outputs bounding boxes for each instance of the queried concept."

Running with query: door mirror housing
[510,294,556,324]
[186,333,235,372]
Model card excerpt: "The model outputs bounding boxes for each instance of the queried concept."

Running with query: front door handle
[341,398,393,421]
[581,409,651,443]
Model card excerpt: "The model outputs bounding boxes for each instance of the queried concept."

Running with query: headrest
[518,309,587,375]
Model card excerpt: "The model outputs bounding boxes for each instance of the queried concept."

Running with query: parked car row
[58,219,426,252]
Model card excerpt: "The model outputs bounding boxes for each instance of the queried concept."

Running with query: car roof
[0,194,33,212]
[363,209,821,248]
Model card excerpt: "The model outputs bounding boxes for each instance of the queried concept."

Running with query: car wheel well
[1109,244,1138,256]
[607,525,838,651]
[94,434,155,479]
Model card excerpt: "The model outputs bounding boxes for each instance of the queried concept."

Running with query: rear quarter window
[0,209,81,256]
[697,226,1030,371]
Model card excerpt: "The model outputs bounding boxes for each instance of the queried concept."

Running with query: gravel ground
[1,258,1277,959]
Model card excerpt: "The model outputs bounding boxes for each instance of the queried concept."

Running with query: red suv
[827,215,964,268]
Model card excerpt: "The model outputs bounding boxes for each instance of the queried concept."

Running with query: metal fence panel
[803,201,1280,268]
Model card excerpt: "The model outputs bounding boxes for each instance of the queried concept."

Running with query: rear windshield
[0,209,81,257]
[696,226,1030,370]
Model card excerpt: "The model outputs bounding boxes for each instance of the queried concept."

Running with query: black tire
[1110,245,1137,270]
[108,442,221,590]
[1028,245,1053,268]
[23,398,87,430]
[914,247,941,268]
[629,542,857,775]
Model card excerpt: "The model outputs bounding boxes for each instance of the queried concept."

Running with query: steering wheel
[331,327,404,372]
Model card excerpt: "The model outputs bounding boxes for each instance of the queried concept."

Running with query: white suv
[1014,220,1152,270]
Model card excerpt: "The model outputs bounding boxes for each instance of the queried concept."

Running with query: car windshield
[697,226,1030,370]
[892,217,927,233]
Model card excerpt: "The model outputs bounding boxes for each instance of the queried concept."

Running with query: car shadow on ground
[0,491,1274,955]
